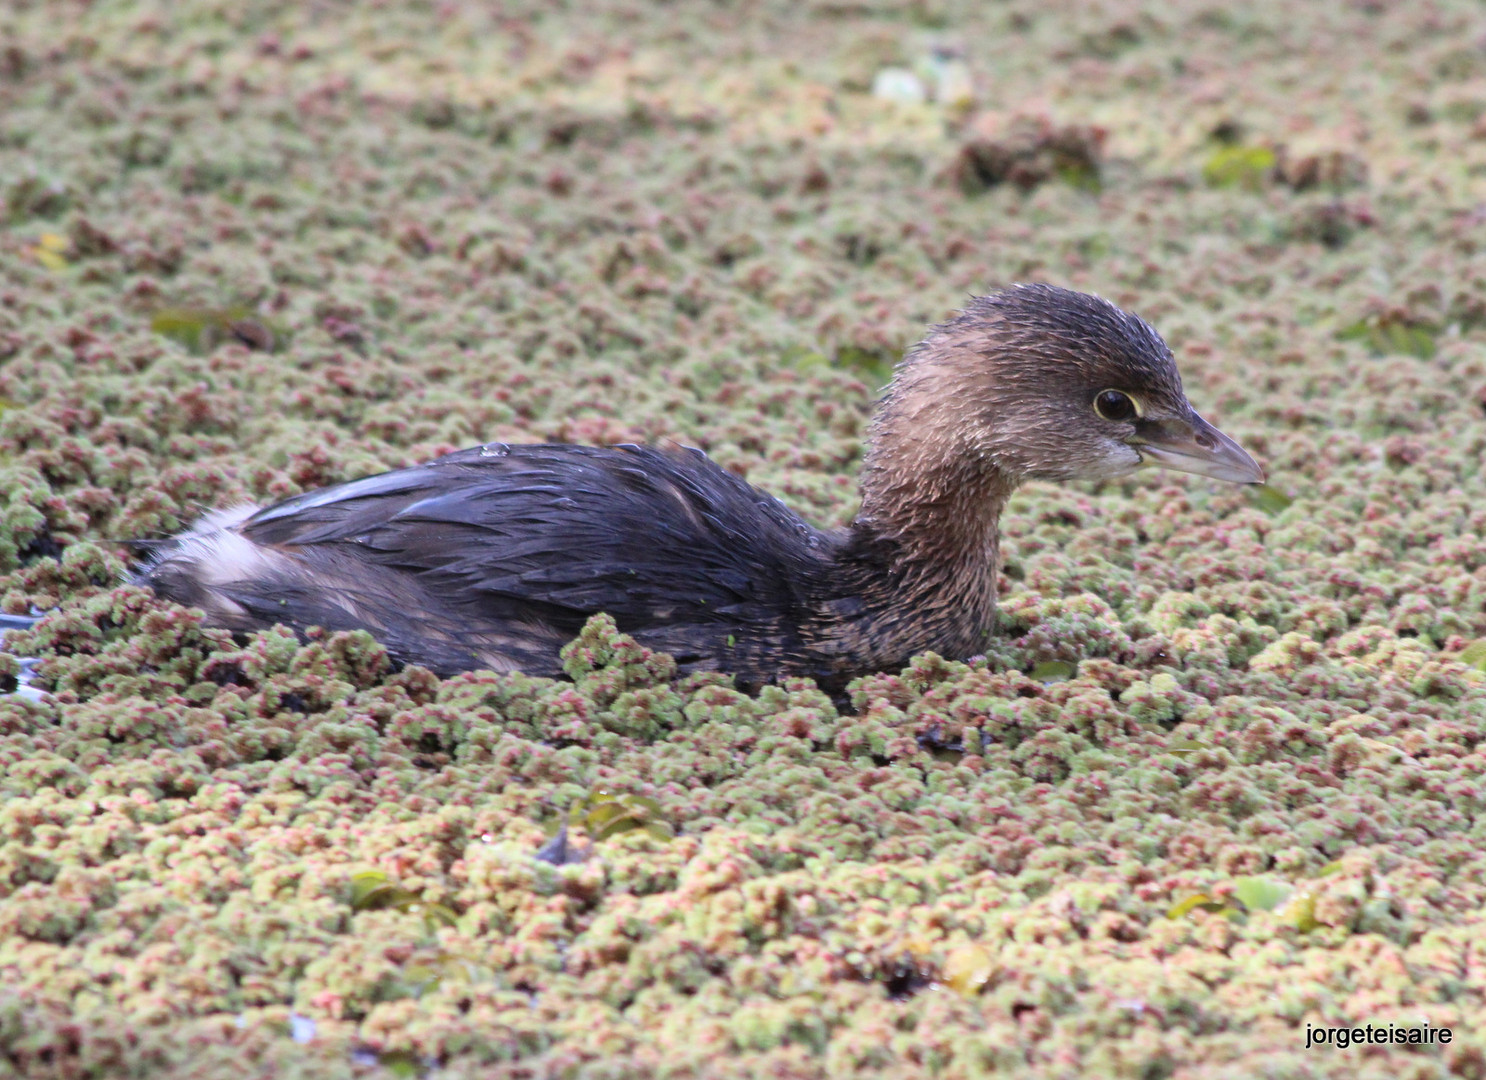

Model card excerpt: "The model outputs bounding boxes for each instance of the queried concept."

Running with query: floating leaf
[896,934,937,964]
[942,944,997,996]
[404,902,458,928]
[569,788,675,844]
[1249,484,1292,515]
[594,812,660,842]
[1232,876,1293,912]
[402,952,492,999]
[1202,144,1276,189]
[1167,892,1230,919]
[349,871,457,933]
[585,801,635,836]
[1276,889,1320,932]
[780,344,830,371]
[150,305,277,353]
[31,232,70,270]
[349,870,410,911]
[1337,317,1437,360]
[402,963,444,997]
[833,344,897,386]
[1457,640,1486,671]
[1054,157,1102,193]
[5,175,70,222]
[379,1051,422,1079]
[1166,738,1209,757]
[1029,660,1076,683]
[1381,321,1437,360]
[641,820,675,841]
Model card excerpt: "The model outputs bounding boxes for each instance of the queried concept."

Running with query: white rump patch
[148,503,303,619]
[182,504,261,536]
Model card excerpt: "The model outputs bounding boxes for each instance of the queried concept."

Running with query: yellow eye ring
[1094,389,1139,422]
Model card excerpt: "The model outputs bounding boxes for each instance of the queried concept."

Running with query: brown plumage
[137,284,1263,691]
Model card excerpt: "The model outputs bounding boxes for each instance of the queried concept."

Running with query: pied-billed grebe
[137,285,1262,690]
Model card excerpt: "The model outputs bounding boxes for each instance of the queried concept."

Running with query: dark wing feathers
[241,444,835,649]
[247,468,436,530]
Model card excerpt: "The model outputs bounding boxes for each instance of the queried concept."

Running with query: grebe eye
[1094,390,1138,422]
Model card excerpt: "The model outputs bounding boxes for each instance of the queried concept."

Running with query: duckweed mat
[3,1,1486,1077]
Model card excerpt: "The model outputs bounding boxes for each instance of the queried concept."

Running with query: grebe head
[876,283,1264,489]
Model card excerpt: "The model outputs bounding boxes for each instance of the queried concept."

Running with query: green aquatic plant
[1337,315,1438,360]
[348,870,459,933]
[149,306,278,353]
[1202,144,1276,189]
[940,943,997,996]
[1169,875,1326,932]
[1248,483,1293,515]
[1027,659,1077,683]
[1458,640,1486,671]
[568,788,675,843]
[26,232,70,270]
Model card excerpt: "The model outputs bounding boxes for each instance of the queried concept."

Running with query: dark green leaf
[1249,484,1293,515]
[1232,876,1293,912]
[1029,660,1076,683]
